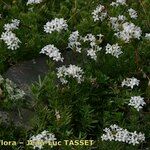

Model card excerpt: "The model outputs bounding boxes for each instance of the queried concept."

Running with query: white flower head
[87,49,97,60]
[101,124,145,145]
[121,77,140,89]
[68,31,81,53]
[128,8,138,19]
[110,15,126,31]
[82,34,96,43]
[105,43,123,58]
[0,75,4,84]
[0,31,21,50]
[1,19,21,50]
[115,22,142,43]
[27,0,43,5]
[145,33,150,40]
[29,131,56,149]
[110,0,126,7]
[81,33,102,60]
[92,4,107,22]
[4,78,25,100]
[68,32,102,60]
[97,34,104,43]
[4,19,20,32]
[44,18,68,34]
[40,44,64,62]
[57,65,84,84]
[128,96,146,111]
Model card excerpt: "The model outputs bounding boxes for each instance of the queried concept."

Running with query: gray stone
[0,109,34,129]
[10,108,34,130]
[0,111,9,125]
[4,56,49,93]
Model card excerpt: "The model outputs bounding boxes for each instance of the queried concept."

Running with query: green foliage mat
[0,0,150,149]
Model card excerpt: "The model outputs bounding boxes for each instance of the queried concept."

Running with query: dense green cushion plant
[0,0,150,149]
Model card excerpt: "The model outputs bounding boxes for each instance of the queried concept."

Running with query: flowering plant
[0,0,150,149]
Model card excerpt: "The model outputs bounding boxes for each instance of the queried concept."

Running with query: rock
[0,109,34,129]
[0,111,9,125]
[10,108,34,130]
[4,56,49,93]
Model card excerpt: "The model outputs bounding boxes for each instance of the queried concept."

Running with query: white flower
[4,19,20,32]
[97,34,104,43]
[82,34,96,43]
[82,33,102,60]
[128,96,146,111]
[145,33,150,39]
[116,0,126,5]
[92,4,107,22]
[105,43,123,58]
[0,31,21,50]
[82,33,97,48]
[44,18,68,34]
[4,78,25,101]
[128,8,138,19]
[29,131,56,149]
[87,49,97,60]
[110,15,126,31]
[0,75,4,84]
[57,65,84,84]
[121,77,140,89]
[115,22,142,43]
[110,0,126,7]
[40,44,64,62]
[68,31,81,53]
[87,45,102,60]
[27,0,43,5]
[68,32,102,60]
[101,124,145,145]
[1,19,21,50]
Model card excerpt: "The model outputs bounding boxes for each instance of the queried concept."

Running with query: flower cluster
[110,15,126,31]
[0,75,4,84]
[4,19,20,32]
[92,4,107,22]
[101,124,145,145]
[68,31,103,60]
[44,18,68,34]
[128,8,138,19]
[0,19,21,50]
[1,31,21,50]
[105,43,123,58]
[0,75,25,101]
[109,5,141,43]
[145,33,150,40]
[5,78,25,101]
[115,22,142,43]
[128,96,146,111]
[27,0,43,5]
[82,33,103,60]
[57,65,84,84]
[40,44,64,62]
[68,31,81,53]
[121,77,140,89]
[29,130,56,149]
[110,0,127,7]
